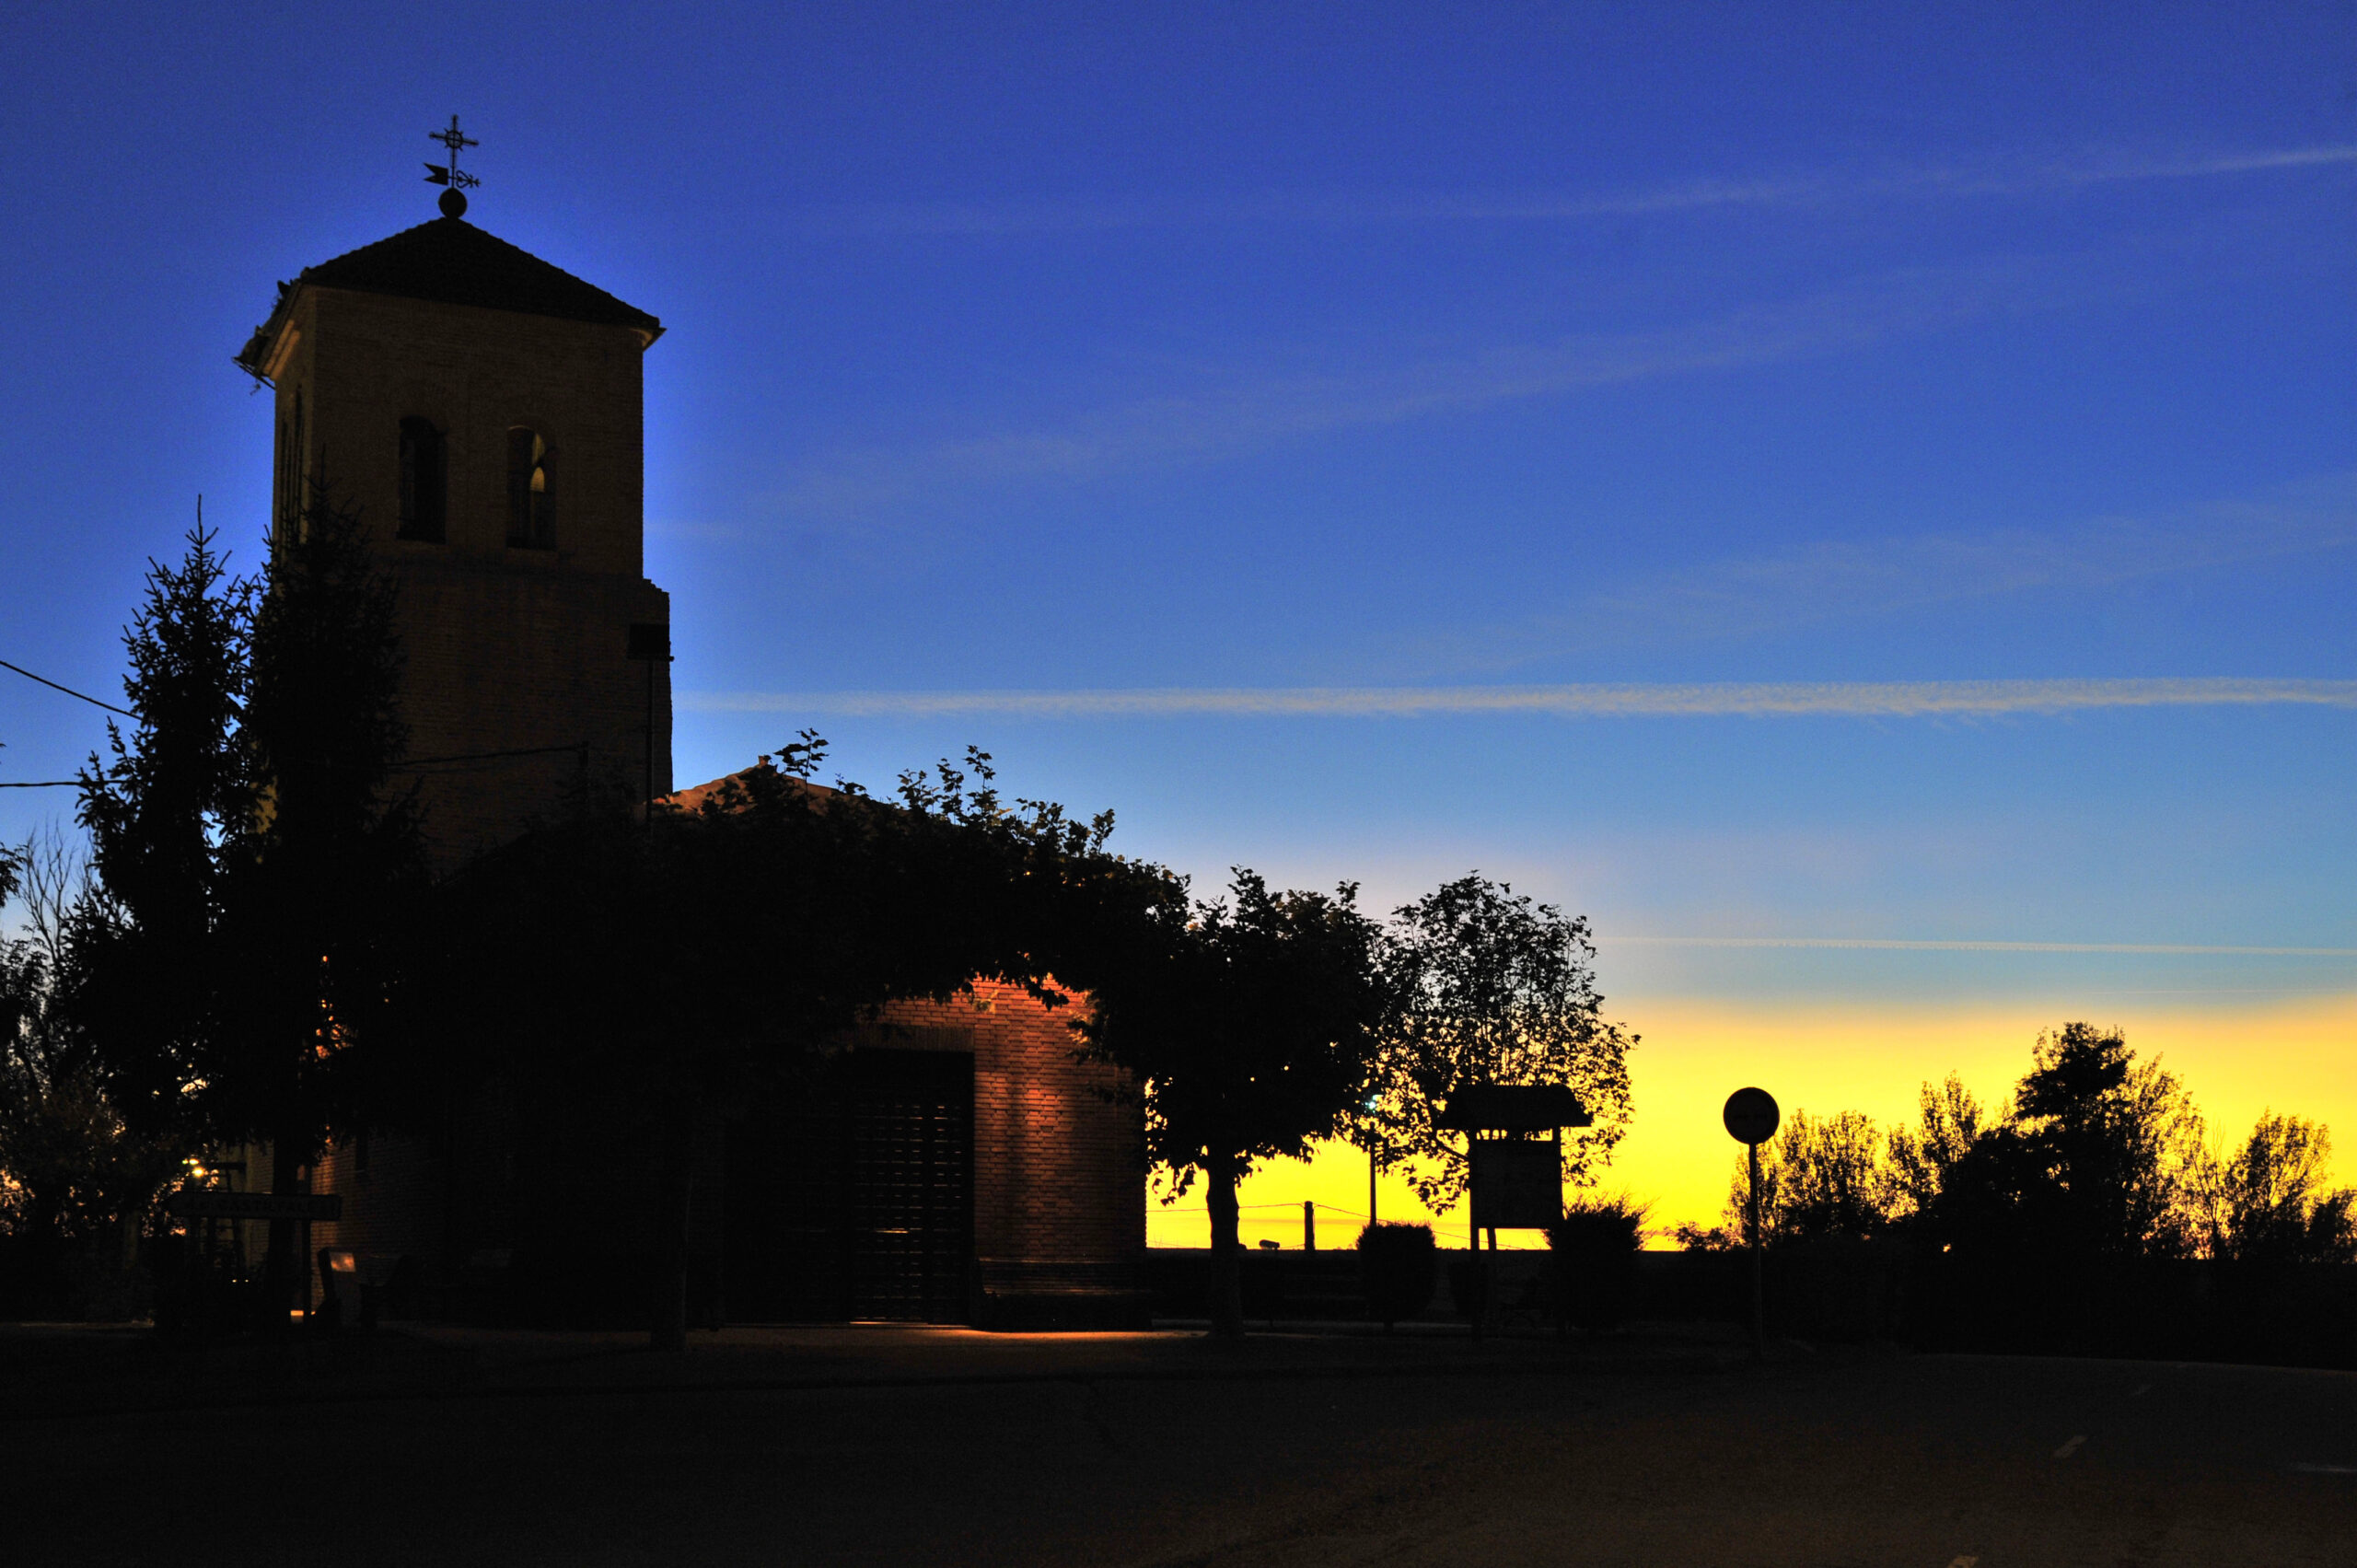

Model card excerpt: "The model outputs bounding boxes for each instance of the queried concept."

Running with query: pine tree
[209,493,427,1310]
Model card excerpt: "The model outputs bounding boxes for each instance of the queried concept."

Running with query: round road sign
[1723,1086,1780,1145]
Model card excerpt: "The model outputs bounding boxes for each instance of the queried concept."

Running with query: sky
[1,3,2351,1238]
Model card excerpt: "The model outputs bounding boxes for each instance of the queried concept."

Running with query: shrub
[1356,1222,1438,1329]
[1549,1193,1651,1336]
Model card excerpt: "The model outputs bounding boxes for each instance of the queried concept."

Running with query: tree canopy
[1351,874,1635,1211]
[1078,868,1387,1336]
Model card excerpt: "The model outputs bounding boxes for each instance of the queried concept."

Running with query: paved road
[6,1335,2351,1565]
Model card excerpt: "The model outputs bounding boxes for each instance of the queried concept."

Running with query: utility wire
[2,657,586,769]
[0,658,132,717]
[2,743,589,790]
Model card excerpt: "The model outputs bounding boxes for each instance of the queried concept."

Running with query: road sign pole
[1747,1140,1764,1360]
[1722,1086,1780,1365]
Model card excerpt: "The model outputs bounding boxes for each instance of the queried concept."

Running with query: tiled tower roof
[237,215,661,374]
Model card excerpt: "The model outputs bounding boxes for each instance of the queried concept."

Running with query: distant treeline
[1679,1022,2352,1268]
[1670,1022,2357,1364]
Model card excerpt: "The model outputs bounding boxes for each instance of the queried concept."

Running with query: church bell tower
[235,126,671,868]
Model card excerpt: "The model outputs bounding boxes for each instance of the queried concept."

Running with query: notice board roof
[1435,1084,1592,1132]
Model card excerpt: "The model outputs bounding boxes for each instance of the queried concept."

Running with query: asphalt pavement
[3,1325,2350,1566]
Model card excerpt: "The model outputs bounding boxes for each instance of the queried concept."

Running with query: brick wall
[877,980,1145,1280]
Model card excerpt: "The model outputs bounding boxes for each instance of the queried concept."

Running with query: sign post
[1722,1086,1780,1360]
[1438,1085,1593,1335]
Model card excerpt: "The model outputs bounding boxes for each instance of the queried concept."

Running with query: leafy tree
[1886,1073,1984,1223]
[1714,1108,1894,1244]
[1351,875,1634,1214]
[2003,1022,2209,1260]
[0,831,188,1315]
[436,739,1172,1350]
[2203,1112,2357,1267]
[1909,1022,2211,1357]
[0,838,80,1238]
[1080,869,1387,1338]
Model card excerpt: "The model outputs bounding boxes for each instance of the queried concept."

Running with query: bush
[1356,1222,1438,1328]
[1548,1194,1650,1336]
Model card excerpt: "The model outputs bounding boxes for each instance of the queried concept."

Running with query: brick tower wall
[264,284,670,871]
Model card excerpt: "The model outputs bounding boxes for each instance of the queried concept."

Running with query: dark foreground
[4,1325,2351,1566]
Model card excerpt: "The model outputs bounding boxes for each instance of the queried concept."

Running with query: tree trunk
[1206,1155,1245,1339]
[649,1098,697,1353]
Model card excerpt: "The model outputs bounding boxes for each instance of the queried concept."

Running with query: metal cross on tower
[424,115,481,216]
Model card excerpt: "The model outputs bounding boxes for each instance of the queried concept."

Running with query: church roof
[236,215,662,375]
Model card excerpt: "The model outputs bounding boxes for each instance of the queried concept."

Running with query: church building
[232,155,1146,1330]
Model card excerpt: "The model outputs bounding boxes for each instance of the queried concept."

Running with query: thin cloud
[794,144,2357,238]
[682,677,2357,721]
[1604,935,2357,958]
[772,256,2072,517]
[1446,474,2357,668]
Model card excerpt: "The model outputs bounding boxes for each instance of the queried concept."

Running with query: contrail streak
[684,677,2357,721]
[1604,936,2357,958]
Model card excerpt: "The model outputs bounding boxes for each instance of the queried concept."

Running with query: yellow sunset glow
[1150,993,2357,1250]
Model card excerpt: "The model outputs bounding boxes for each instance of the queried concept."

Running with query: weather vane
[424,115,481,217]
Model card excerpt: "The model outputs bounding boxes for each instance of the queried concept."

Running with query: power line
[0,659,132,717]
[2,741,588,791]
[2,660,585,769]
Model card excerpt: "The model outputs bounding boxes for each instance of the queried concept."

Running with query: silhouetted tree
[47,527,258,1310]
[1080,869,1387,1338]
[2204,1113,2357,1267]
[217,495,423,1108]
[1716,1108,1894,1243]
[73,527,252,1138]
[1,831,192,1317]
[214,494,426,1307]
[1349,875,1634,1214]
[1886,1073,1985,1223]
[2003,1022,2208,1260]
[1905,1024,2211,1352]
[74,500,428,1313]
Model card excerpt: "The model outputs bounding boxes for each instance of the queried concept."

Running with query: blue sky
[3,6,2352,1201]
